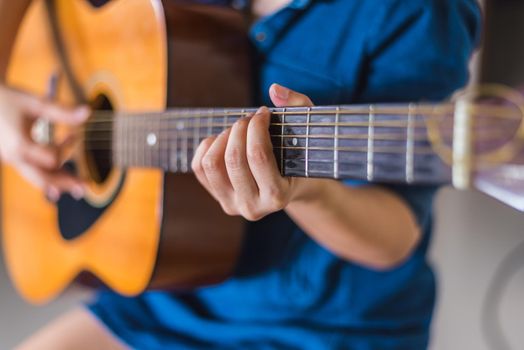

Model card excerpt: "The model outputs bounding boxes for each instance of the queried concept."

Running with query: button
[255,31,267,42]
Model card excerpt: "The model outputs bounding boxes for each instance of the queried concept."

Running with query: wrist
[288,178,329,207]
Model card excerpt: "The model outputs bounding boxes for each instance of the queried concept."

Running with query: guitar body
[2,0,249,304]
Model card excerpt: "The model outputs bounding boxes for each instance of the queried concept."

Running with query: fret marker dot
[147,133,157,147]
[292,137,298,146]
[176,121,184,130]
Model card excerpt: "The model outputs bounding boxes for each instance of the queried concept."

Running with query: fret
[152,117,157,168]
[159,115,165,170]
[366,106,375,181]
[143,117,149,168]
[240,109,246,125]
[140,117,146,167]
[154,116,158,168]
[207,111,213,138]
[182,118,189,172]
[114,116,121,167]
[133,116,138,168]
[136,116,141,167]
[334,106,340,179]
[280,108,286,176]
[124,116,130,167]
[224,109,229,133]
[136,117,140,167]
[173,117,181,172]
[124,116,129,167]
[305,107,312,178]
[170,116,178,172]
[177,117,186,172]
[140,117,145,167]
[153,116,158,168]
[139,116,144,167]
[146,117,151,168]
[159,114,166,170]
[406,104,415,183]
[193,111,201,162]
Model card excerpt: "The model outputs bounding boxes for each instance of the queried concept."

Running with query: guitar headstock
[431,84,524,211]
[473,88,524,211]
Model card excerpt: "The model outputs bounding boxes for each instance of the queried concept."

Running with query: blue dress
[88,0,481,348]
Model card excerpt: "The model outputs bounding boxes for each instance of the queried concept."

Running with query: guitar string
[74,115,517,133]
[66,105,518,147]
[84,137,509,165]
[87,133,505,165]
[76,105,455,123]
[78,113,437,124]
[46,107,517,149]
[76,125,511,145]
[80,120,434,128]
[64,102,519,124]
[60,105,515,169]
[75,129,509,155]
[91,160,446,180]
[85,145,438,154]
[93,152,503,167]
[77,122,509,139]
[80,133,433,142]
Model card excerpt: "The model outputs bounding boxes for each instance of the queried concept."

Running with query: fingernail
[71,185,85,200]
[255,106,269,116]
[47,187,60,202]
[273,84,290,100]
[75,106,90,120]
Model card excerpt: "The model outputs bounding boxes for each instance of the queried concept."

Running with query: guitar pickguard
[57,162,126,241]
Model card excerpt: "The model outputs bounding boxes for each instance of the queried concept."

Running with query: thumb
[22,94,90,125]
[269,83,314,107]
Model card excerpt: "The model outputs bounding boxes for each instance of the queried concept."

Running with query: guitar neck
[85,104,453,184]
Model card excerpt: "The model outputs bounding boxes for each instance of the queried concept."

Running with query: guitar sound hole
[85,95,114,184]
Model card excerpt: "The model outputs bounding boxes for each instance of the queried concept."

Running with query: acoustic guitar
[3,0,524,305]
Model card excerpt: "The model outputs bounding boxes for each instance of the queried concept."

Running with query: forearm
[0,0,32,81]
[286,179,420,270]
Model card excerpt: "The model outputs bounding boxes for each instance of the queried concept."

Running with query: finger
[15,92,90,125]
[20,140,59,170]
[54,130,86,165]
[201,129,235,208]
[269,83,314,107]
[18,128,83,171]
[247,107,288,209]
[191,136,215,196]
[57,131,81,148]
[225,116,259,204]
[16,163,85,200]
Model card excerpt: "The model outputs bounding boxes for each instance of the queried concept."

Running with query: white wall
[430,189,524,350]
[0,256,90,349]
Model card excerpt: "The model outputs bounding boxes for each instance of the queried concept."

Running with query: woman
[0,0,480,349]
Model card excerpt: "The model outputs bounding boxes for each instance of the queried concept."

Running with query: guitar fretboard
[84,105,453,184]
